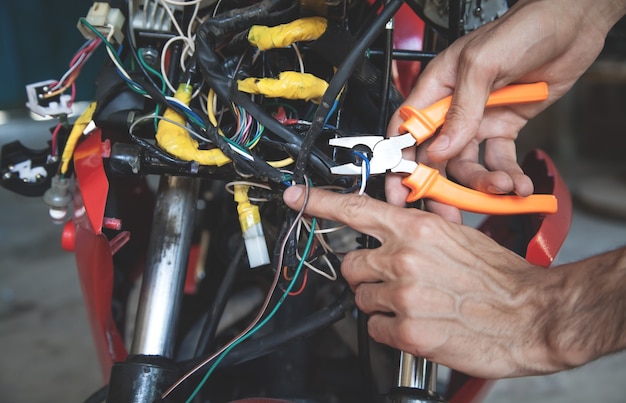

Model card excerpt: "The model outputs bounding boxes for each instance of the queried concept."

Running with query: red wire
[288,268,308,296]
[51,123,63,157]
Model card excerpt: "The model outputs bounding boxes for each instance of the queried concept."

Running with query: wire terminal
[25,80,73,117]
[77,2,125,43]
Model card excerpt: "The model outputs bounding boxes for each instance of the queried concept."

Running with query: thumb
[427,56,495,163]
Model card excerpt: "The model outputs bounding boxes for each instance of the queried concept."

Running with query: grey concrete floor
[1,112,625,402]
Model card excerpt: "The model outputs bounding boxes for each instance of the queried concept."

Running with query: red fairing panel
[72,130,127,380]
[448,149,572,403]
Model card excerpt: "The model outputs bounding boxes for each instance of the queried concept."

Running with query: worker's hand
[283,186,571,378]
[386,0,626,222]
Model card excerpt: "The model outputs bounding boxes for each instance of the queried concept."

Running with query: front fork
[385,353,445,402]
[107,176,199,402]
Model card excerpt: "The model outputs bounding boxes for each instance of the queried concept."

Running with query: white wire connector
[25,80,73,117]
[234,184,270,268]
[77,2,126,43]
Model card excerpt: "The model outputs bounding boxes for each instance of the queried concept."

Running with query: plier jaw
[329,133,417,175]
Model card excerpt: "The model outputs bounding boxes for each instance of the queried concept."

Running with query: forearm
[541,246,626,371]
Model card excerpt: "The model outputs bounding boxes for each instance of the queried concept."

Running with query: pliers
[330,82,558,215]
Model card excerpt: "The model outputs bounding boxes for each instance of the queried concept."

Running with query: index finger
[283,186,405,243]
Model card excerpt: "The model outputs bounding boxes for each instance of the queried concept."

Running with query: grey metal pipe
[130,175,199,357]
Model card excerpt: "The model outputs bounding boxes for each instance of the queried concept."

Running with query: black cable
[181,290,352,371]
[366,49,439,61]
[194,243,246,356]
[292,0,404,183]
[377,13,395,135]
[449,0,463,42]
[83,384,108,403]
[358,309,377,402]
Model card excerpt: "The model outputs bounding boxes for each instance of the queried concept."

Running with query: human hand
[283,186,567,378]
[386,0,626,222]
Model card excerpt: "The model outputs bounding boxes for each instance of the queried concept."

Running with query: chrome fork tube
[130,176,199,357]
[397,352,438,392]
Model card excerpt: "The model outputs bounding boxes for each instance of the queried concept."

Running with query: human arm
[386,0,626,222]
[283,186,626,378]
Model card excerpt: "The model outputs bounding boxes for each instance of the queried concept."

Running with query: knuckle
[340,194,371,217]
[389,285,415,313]
[396,320,420,350]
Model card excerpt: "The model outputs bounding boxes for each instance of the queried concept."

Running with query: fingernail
[428,134,450,152]
[283,185,304,206]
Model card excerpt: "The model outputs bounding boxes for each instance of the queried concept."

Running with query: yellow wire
[60,102,98,175]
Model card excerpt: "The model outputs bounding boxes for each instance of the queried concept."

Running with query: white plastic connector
[25,80,73,117]
[77,2,126,43]
[242,223,271,268]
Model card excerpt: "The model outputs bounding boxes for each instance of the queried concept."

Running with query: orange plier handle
[401,164,558,215]
[397,82,557,215]
[398,82,550,145]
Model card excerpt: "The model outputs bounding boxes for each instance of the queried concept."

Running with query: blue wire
[352,151,371,180]
[323,100,339,126]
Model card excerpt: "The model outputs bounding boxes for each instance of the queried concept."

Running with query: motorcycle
[0,1,572,402]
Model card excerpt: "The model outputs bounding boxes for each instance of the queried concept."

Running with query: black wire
[181,289,352,371]
[377,16,395,135]
[194,243,246,356]
[292,0,404,183]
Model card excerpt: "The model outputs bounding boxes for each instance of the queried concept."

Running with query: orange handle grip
[398,82,549,145]
[401,164,558,215]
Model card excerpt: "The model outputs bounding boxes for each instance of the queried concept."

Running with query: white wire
[291,43,305,73]
[224,181,272,202]
[359,160,367,195]
[159,0,186,37]
[161,0,202,6]
[212,0,224,17]
[160,35,195,93]
[296,219,338,281]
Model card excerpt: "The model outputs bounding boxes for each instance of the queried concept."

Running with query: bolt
[474,7,483,17]
[140,47,160,68]
[2,172,12,180]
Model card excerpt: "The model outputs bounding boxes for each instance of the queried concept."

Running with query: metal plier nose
[330,82,559,215]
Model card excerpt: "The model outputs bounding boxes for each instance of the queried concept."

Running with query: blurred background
[1,1,626,402]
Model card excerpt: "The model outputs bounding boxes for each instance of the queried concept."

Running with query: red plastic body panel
[447,149,572,403]
[393,4,425,97]
[72,130,127,380]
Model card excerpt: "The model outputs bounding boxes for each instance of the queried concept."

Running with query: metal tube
[397,351,438,392]
[130,175,199,357]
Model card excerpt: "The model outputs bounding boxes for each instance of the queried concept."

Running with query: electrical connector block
[234,185,270,268]
[77,2,125,43]
[25,80,73,117]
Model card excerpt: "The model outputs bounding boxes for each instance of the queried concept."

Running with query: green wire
[264,101,299,119]
[137,49,168,130]
[184,217,318,403]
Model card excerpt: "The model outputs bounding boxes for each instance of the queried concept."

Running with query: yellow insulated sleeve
[248,16,327,50]
[234,185,261,233]
[155,84,231,166]
[60,101,98,175]
[238,71,329,103]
